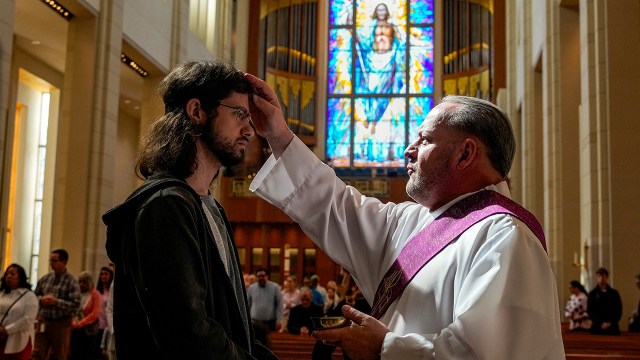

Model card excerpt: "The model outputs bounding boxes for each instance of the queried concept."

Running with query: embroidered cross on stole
[370,190,546,320]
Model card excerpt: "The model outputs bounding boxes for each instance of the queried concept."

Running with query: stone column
[84,0,125,271]
[579,0,609,278]
[0,0,15,264]
[541,0,563,292]
[513,0,544,218]
[552,1,582,305]
[170,0,189,67]
[51,0,124,275]
[580,0,640,313]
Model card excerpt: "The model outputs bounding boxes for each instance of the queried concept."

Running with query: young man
[246,73,565,359]
[103,60,276,359]
[588,267,623,335]
[32,249,81,360]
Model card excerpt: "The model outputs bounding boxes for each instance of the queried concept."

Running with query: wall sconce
[41,0,74,20]
[572,242,589,269]
[572,242,590,285]
[121,53,149,78]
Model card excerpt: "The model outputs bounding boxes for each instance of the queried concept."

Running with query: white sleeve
[250,137,414,298]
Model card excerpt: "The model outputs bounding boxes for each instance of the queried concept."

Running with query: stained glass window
[327,0,434,169]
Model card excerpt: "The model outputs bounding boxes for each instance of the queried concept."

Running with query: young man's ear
[186,98,205,125]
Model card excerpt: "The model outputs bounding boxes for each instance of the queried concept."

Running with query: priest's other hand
[312,305,390,360]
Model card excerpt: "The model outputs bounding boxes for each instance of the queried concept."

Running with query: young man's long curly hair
[137,60,252,180]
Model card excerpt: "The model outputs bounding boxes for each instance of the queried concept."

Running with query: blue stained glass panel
[409,26,434,94]
[410,0,434,24]
[326,98,352,167]
[328,29,353,94]
[330,0,353,25]
[408,97,434,142]
[353,97,406,167]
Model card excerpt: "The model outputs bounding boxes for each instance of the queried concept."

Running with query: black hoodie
[103,173,276,359]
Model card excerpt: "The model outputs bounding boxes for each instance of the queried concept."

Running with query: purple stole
[370,190,546,320]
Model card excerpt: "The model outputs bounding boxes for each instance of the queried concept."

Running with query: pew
[271,332,343,360]
[563,323,640,359]
[270,324,640,359]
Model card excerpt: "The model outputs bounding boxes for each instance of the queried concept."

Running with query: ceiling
[13,0,143,118]
[14,0,68,74]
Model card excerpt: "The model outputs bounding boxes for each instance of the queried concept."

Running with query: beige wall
[0,1,16,268]
[505,0,640,326]
[600,0,640,323]
[123,0,173,72]
[0,0,248,277]
[114,111,140,204]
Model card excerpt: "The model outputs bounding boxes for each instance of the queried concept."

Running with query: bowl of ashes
[311,316,349,330]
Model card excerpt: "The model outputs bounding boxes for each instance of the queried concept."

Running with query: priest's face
[404,103,462,209]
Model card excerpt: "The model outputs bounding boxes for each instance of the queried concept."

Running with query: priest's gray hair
[439,95,515,178]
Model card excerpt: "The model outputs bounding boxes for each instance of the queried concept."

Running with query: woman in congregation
[0,264,38,360]
[280,276,300,333]
[565,280,592,331]
[96,266,113,358]
[69,271,101,360]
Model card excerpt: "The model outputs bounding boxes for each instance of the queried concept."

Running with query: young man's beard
[201,120,245,168]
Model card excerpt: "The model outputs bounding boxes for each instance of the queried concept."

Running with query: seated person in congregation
[312,271,371,360]
[287,289,324,335]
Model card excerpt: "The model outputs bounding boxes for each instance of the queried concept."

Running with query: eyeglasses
[219,103,254,129]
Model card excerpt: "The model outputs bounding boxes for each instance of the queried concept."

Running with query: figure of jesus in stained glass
[353,2,406,165]
[326,0,434,168]
[355,3,406,122]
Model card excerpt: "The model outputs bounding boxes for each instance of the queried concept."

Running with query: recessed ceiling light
[41,0,74,20]
[134,106,140,110]
[124,99,131,104]
[31,40,41,45]
[121,53,149,78]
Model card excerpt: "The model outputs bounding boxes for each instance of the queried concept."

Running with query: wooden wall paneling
[248,0,262,74]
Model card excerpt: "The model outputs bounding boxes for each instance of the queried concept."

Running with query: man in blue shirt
[247,268,283,347]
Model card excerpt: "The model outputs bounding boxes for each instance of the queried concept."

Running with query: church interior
[1,0,640,354]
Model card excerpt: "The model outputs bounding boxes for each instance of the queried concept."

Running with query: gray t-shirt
[201,195,251,353]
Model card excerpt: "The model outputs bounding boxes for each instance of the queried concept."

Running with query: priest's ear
[455,138,478,171]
